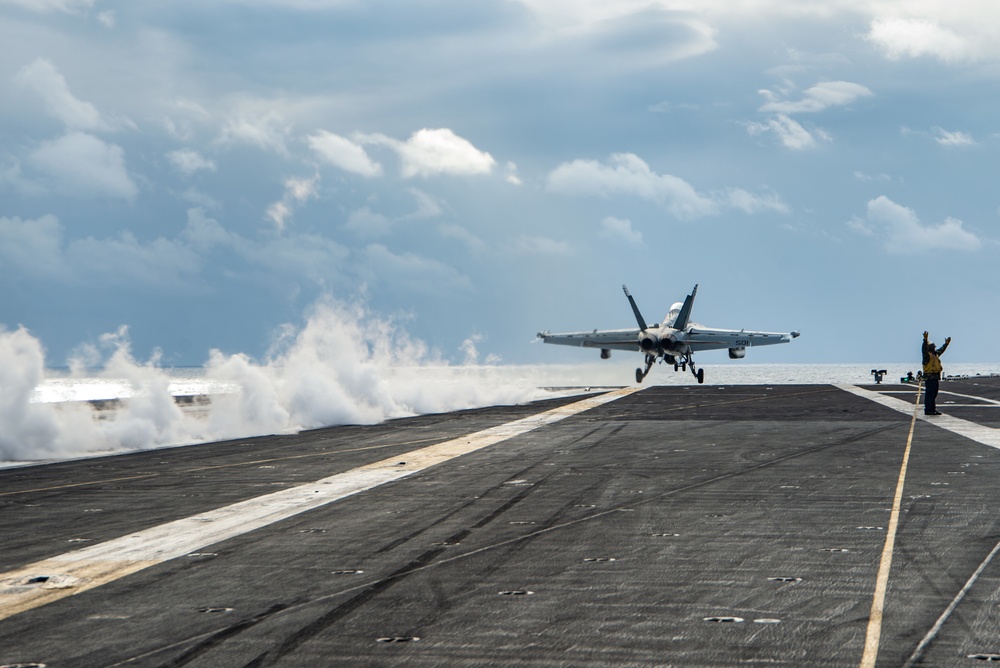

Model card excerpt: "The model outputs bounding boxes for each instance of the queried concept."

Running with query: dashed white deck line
[836,384,1000,449]
[0,387,642,621]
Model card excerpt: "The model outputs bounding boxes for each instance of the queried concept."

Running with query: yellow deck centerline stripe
[859,382,922,668]
[0,388,641,622]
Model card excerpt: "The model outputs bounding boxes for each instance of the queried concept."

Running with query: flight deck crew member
[922,331,951,415]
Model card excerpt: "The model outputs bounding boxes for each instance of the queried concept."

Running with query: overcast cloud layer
[2,0,999,369]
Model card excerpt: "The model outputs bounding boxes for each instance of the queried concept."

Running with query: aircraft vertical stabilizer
[671,284,698,330]
[623,285,648,332]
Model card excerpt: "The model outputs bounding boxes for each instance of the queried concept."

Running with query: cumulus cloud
[0,158,44,196]
[0,207,357,293]
[745,114,828,150]
[342,190,442,239]
[1,0,94,12]
[14,58,105,131]
[901,125,978,147]
[237,233,350,285]
[724,187,790,214]
[393,128,495,178]
[511,235,573,256]
[867,17,971,62]
[265,174,319,231]
[0,214,69,279]
[0,213,205,286]
[846,215,875,237]
[343,206,393,238]
[67,232,203,286]
[600,216,644,245]
[167,148,217,175]
[512,1,718,61]
[308,130,382,177]
[217,112,291,155]
[361,244,474,294]
[854,171,894,182]
[759,81,873,114]
[548,153,787,219]
[28,131,137,200]
[437,223,486,253]
[357,128,496,178]
[547,153,717,219]
[933,128,976,146]
[853,196,981,254]
[163,100,213,142]
[507,1,1000,64]
[402,188,444,220]
[181,207,238,252]
[504,161,523,186]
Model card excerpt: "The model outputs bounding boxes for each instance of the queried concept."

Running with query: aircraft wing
[536,328,641,352]
[683,327,798,352]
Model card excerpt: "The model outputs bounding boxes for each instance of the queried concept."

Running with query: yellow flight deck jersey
[924,354,942,375]
[922,339,949,377]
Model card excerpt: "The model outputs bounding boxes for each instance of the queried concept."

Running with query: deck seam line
[902,538,1000,667]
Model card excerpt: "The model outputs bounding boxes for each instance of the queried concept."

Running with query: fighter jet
[537,284,800,384]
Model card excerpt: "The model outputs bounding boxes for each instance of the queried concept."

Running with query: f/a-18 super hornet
[537,284,800,384]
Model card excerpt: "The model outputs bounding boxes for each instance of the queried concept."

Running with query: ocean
[29,362,1000,403]
[4,362,998,468]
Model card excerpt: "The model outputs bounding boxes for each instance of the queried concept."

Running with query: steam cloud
[0,297,548,463]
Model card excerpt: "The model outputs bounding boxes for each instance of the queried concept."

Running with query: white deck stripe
[938,390,1000,406]
[878,390,1000,405]
[844,382,1000,666]
[836,385,1000,449]
[0,387,641,621]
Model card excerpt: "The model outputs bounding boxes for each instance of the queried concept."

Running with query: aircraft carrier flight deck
[3,377,1000,667]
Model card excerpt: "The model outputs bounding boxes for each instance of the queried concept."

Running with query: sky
[2,0,999,371]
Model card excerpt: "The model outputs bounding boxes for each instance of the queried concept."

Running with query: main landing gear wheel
[636,354,656,384]
[697,368,705,384]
